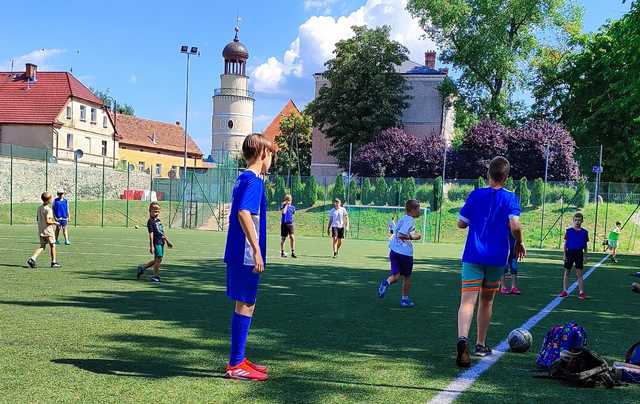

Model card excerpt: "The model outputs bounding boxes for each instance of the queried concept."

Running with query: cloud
[1,48,66,71]
[304,0,339,14]
[252,0,435,94]
[129,74,137,84]
[254,114,273,123]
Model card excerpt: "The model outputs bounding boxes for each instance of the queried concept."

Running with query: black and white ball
[508,328,533,353]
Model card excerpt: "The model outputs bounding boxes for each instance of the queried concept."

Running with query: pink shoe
[510,287,521,295]
[500,287,510,295]
[559,290,568,297]
[578,291,587,300]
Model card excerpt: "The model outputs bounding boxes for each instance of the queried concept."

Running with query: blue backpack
[536,322,588,369]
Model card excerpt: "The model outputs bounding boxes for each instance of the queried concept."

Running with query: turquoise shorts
[154,244,164,258]
[461,262,503,293]
[608,239,618,249]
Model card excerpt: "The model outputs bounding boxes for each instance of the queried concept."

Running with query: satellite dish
[128,164,135,172]
[74,149,84,161]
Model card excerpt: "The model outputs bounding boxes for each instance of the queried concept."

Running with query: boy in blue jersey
[559,212,589,299]
[280,194,297,258]
[224,134,276,381]
[456,156,526,367]
[53,190,70,245]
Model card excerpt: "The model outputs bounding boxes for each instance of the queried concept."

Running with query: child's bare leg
[612,247,617,259]
[476,290,496,346]
[401,275,412,297]
[457,291,479,339]
[235,300,256,317]
[280,237,286,252]
[512,274,518,289]
[563,269,570,291]
[336,238,342,252]
[153,258,162,277]
[289,235,295,252]
[63,227,69,242]
[331,237,337,254]
[386,273,401,285]
[49,243,57,262]
[143,259,155,269]
[31,246,45,260]
[55,227,60,242]
[575,269,585,293]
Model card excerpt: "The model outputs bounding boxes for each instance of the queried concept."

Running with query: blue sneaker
[55,240,60,245]
[136,265,145,280]
[378,280,389,298]
[64,240,71,245]
[400,298,415,308]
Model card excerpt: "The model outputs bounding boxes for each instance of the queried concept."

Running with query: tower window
[227,120,234,129]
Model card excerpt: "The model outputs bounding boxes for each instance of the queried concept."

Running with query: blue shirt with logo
[53,197,69,219]
[224,170,267,267]
[459,187,521,267]
[281,204,296,224]
[565,227,589,250]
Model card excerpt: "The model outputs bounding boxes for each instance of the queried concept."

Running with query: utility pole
[347,143,353,204]
[539,143,550,248]
[593,144,603,251]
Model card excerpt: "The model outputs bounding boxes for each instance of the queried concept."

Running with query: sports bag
[613,361,640,384]
[536,322,588,369]
[625,342,640,365]
[549,349,617,388]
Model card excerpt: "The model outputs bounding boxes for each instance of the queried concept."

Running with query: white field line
[428,254,610,404]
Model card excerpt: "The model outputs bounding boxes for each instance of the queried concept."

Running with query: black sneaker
[456,338,471,368]
[26,258,36,268]
[51,262,62,269]
[291,252,298,258]
[150,276,161,283]
[136,265,145,280]
[474,344,492,357]
[281,251,287,258]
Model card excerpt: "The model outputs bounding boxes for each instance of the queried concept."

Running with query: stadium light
[180,45,189,53]
[179,44,199,228]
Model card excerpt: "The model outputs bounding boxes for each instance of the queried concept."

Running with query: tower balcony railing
[214,88,255,98]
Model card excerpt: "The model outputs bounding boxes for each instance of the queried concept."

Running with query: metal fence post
[603,182,610,239]
[126,168,130,228]
[189,171,195,228]
[101,157,105,227]
[45,148,48,191]
[74,158,78,227]
[169,175,173,227]
[558,197,565,249]
[9,145,13,225]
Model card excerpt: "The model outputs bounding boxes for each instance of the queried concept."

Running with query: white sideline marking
[428,254,610,404]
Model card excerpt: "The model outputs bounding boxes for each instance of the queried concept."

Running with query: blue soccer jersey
[281,204,295,224]
[224,170,267,267]
[565,227,589,250]
[53,198,69,219]
[459,187,521,267]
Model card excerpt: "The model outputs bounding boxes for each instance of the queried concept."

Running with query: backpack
[536,322,588,369]
[626,342,640,365]
[550,349,618,388]
[613,361,640,384]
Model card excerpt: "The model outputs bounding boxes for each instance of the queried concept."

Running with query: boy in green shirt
[606,221,621,263]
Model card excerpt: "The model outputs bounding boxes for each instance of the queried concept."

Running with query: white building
[211,27,255,157]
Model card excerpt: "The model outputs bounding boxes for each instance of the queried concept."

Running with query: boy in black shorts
[137,202,172,282]
[559,212,588,299]
[280,194,297,258]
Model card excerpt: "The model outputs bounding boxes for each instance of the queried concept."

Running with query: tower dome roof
[222,27,249,60]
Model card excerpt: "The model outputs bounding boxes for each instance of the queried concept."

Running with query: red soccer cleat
[245,358,268,373]
[500,287,510,295]
[559,290,569,298]
[225,359,268,381]
[510,287,521,295]
[578,291,587,300]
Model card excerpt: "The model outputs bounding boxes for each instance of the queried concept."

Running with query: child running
[456,157,525,368]
[280,194,297,258]
[378,200,422,308]
[560,212,589,299]
[26,192,61,269]
[606,221,622,263]
[500,235,521,295]
[327,198,349,258]
[136,202,173,283]
[387,215,396,240]
[53,189,71,245]
[224,134,275,381]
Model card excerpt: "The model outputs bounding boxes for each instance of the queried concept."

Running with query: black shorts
[331,227,345,239]
[281,223,294,237]
[564,249,584,270]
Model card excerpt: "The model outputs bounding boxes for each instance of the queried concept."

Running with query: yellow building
[114,113,203,178]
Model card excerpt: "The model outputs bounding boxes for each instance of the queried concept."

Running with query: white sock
[402,295,408,300]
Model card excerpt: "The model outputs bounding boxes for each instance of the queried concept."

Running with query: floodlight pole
[593,144,603,252]
[539,143,550,248]
[347,143,353,203]
[180,46,198,228]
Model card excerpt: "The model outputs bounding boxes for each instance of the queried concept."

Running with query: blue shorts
[504,256,518,275]
[461,262,503,293]
[226,264,261,305]
[58,219,68,227]
[154,244,164,258]
[389,250,413,277]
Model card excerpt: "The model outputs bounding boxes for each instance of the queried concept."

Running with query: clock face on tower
[227,120,234,129]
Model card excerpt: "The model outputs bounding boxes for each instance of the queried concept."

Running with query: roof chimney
[25,63,37,82]
[425,51,436,69]
[175,121,181,126]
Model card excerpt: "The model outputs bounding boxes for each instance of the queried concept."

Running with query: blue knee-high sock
[229,312,252,366]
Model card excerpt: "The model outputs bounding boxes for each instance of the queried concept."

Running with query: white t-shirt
[389,215,416,256]
[329,207,348,228]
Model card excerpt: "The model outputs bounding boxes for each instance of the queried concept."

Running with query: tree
[306,25,410,167]
[361,178,374,205]
[274,176,288,206]
[401,177,416,202]
[374,177,388,206]
[518,177,531,207]
[531,178,545,207]
[432,176,443,211]
[303,176,319,207]
[291,176,304,207]
[574,179,588,208]
[273,112,313,176]
[407,0,581,122]
[450,120,510,178]
[347,179,360,205]
[91,88,135,115]
[505,177,515,191]
[387,179,402,206]
[533,3,640,181]
[332,175,345,201]
[475,176,486,189]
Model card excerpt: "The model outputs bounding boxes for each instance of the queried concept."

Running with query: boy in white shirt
[378,199,422,307]
[327,198,349,258]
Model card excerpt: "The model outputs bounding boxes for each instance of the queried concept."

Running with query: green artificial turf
[1,225,639,403]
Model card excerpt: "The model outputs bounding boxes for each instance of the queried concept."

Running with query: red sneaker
[559,290,569,297]
[225,359,268,381]
[578,291,587,300]
[500,287,510,295]
[510,287,521,295]
[245,358,268,373]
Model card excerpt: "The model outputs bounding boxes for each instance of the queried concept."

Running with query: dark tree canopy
[306,25,410,168]
[91,88,135,115]
[272,112,313,176]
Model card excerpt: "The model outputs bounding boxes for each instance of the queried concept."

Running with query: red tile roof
[262,99,301,143]
[0,71,103,125]
[112,113,203,157]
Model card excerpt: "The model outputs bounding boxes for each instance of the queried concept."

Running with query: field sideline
[1,225,639,403]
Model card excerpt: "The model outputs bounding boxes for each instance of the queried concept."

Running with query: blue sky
[0,0,632,155]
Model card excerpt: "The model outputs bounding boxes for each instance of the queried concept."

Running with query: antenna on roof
[235,12,242,40]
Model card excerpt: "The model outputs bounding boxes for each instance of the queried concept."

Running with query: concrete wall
[0,124,53,149]
[0,156,150,203]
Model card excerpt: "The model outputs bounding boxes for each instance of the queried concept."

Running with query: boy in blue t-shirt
[223,134,275,381]
[456,156,525,368]
[53,190,70,245]
[279,194,297,258]
[559,212,589,299]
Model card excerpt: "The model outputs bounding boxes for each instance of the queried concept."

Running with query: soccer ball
[134,225,139,229]
[508,328,533,353]
[632,282,640,294]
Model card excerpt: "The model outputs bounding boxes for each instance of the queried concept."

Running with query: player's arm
[327,214,333,235]
[458,192,472,229]
[280,203,288,215]
[238,210,263,273]
[344,211,349,231]
[509,217,526,260]
[46,211,59,226]
[148,231,154,254]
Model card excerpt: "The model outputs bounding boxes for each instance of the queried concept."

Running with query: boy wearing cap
[53,190,70,245]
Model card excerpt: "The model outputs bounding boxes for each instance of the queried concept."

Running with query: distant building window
[80,106,86,121]
[85,137,92,153]
[90,108,97,124]
[227,119,234,129]
[138,161,145,171]
[66,106,72,119]
[103,116,108,128]
[101,141,107,156]
[155,163,162,176]
[66,133,73,150]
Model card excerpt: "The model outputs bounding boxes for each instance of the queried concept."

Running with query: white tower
[211,26,254,158]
